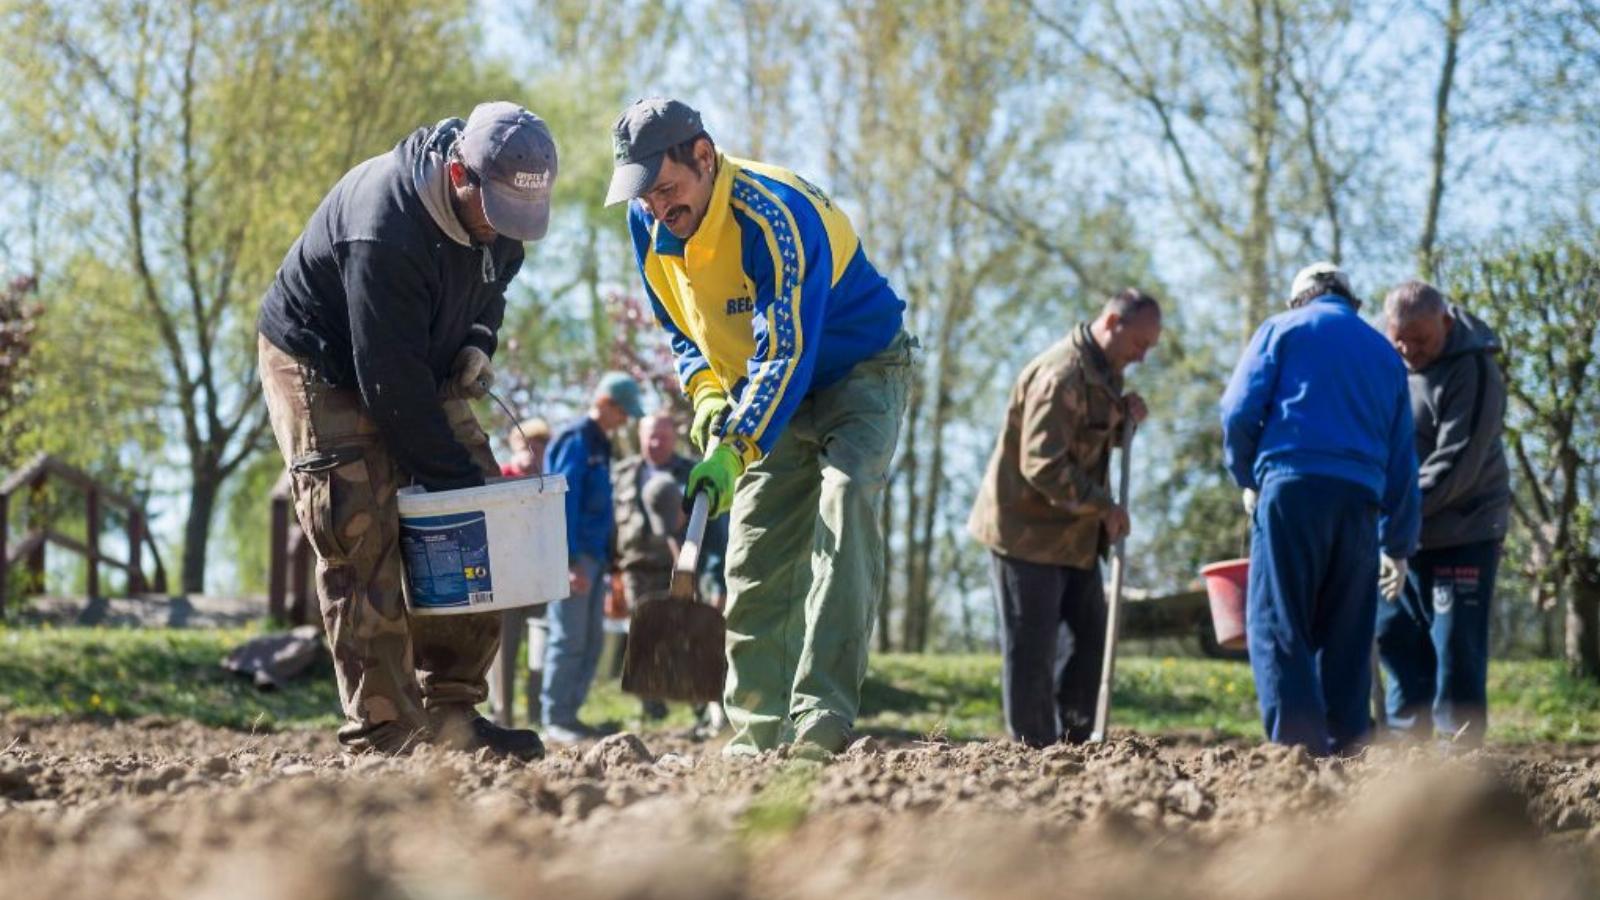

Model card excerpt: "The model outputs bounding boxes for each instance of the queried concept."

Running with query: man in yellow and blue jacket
[606,97,916,755]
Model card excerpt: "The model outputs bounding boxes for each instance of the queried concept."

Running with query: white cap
[1289,261,1354,306]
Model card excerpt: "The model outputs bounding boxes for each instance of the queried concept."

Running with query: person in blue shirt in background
[1220,262,1421,756]
[541,372,645,744]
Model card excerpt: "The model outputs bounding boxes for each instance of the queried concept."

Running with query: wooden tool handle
[676,491,710,580]
[1091,422,1136,742]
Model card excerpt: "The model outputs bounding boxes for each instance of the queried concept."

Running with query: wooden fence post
[290,535,313,626]
[268,497,289,622]
[1,492,9,619]
[127,511,146,594]
[26,473,45,593]
[85,486,100,600]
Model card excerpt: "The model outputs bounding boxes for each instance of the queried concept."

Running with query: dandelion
[90,694,103,708]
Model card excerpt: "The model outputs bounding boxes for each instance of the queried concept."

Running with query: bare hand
[568,566,592,598]
[1379,555,1408,602]
[1124,392,1149,426]
[1104,505,1132,543]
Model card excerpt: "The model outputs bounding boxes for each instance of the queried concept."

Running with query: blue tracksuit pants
[1248,474,1379,756]
[1375,539,1499,745]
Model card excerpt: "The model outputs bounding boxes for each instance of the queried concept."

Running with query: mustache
[664,206,690,222]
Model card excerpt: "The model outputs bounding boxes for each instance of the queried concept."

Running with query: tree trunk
[898,366,925,651]
[181,464,220,595]
[1417,0,1463,280]
[1565,570,1600,680]
[877,467,895,653]
[1242,0,1280,334]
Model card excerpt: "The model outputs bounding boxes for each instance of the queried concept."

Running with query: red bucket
[1199,558,1249,651]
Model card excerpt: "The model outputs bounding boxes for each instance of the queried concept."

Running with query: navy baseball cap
[458,102,558,242]
[605,97,705,207]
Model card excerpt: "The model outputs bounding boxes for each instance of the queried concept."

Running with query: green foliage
[1446,235,1600,671]
[0,276,43,468]
[219,450,291,595]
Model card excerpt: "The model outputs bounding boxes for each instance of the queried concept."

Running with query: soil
[1,716,1597,898]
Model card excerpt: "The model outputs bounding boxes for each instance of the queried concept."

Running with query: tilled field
[2,716,1598,899]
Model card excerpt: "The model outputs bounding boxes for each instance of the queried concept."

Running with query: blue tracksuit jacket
[545,417,614,564]
[1219,295,1421,558]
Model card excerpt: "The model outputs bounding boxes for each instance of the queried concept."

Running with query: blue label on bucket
[400,511,493,609]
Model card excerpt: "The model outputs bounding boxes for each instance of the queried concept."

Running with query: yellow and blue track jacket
[627,154,905,464]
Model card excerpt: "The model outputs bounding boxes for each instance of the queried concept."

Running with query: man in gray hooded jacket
[1376,280,1511,745]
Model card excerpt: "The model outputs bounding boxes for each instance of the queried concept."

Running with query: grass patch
[738,761,823,841]
[2,627,1598,744]
[856,654,1261,740]
[854,653,1600,744]
[0,624,341,731]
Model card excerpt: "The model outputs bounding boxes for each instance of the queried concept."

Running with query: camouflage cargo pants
[258,335,502,753]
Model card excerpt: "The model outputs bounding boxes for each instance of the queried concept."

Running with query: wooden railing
[0,453,167,617]
[267,471,317,626]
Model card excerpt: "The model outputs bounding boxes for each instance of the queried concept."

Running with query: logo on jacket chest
[725,296,755,316]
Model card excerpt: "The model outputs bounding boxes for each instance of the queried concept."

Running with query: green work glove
[687,445,745,518]
[690,389,732,454]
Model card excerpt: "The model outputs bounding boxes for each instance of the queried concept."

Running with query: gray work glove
[1379,555,1408,602]
[451,346,493,399]
[1242,488,1258,516]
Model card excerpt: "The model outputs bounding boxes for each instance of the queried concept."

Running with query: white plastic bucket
[397,474,569,616]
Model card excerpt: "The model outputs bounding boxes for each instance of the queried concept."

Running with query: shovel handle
[1091,422,1136,742]
[676,491,710,580]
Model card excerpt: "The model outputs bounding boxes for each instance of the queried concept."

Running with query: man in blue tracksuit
[1220,262,1421,755]
[1377,281,1510,746]
[540,372,644,744]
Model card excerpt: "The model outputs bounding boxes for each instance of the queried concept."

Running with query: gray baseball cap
[458,101,558,242]
[596,371,646,418]
[605,97,705,207]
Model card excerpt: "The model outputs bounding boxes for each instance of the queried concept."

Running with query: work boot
[793,712,852,759]
[464,717,545,761]
[431,707,545,761]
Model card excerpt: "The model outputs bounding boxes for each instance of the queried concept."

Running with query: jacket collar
[650,153,737,259]
[1072,323,1122,393]
[687,153,736,257]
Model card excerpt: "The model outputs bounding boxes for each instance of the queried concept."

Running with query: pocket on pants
[290,445,377,563]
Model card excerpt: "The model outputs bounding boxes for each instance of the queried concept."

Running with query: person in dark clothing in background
[1377,281,1511,746]
[258,101,557,759]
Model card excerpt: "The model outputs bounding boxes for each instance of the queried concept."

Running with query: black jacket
[1408,305,1511,550]
[257,122,523,490]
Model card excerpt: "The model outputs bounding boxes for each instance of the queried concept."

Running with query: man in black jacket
[1377,280,1511,746]
[258,102,557,757]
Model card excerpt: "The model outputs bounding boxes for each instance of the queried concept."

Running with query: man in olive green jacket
[968,289,1161,745]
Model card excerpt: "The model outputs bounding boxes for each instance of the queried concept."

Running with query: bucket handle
[480,379,531,459]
